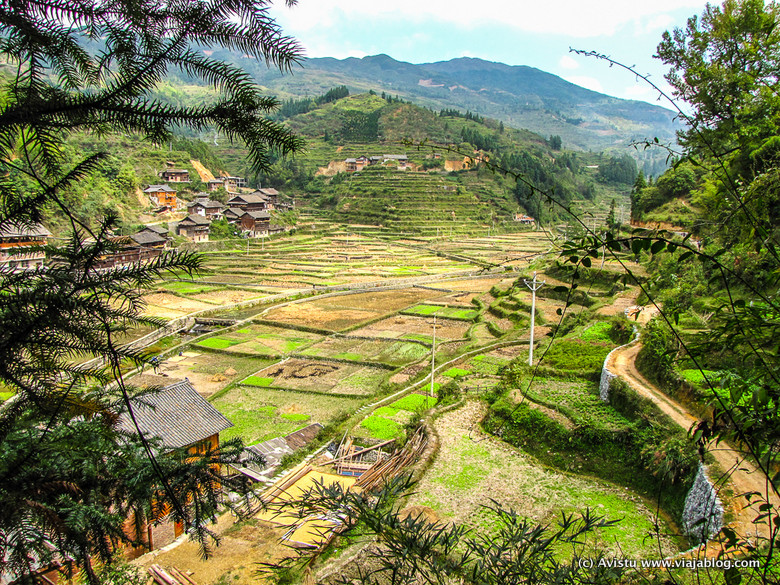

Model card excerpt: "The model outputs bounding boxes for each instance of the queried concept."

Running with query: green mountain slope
[216,52,679,159]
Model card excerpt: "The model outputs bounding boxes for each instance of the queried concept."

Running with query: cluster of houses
[345,154,408,172]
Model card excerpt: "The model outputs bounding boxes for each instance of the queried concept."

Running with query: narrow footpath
[608,342,778,542]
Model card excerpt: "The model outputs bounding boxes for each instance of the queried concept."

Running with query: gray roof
[225,207,246,217]
[118,379,232,450]
[141,224,169,235]
[258,188,279,196]
[188,198,224,210]
[144,185,176,193]
[179,214,211,226]
[130,231,167,246]
[0,222,51,238]
[228,193,267,205]
[247,210,270,220]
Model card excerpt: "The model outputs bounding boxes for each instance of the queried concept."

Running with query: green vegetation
[241,376,275,387]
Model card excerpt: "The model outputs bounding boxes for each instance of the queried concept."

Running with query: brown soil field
[251,358,385,395]
[352,315,471,341]
[192,289,265,304]
[132,513,288,585]
[435,277,506,292]
[142,293,214,319]
[263,304,379,331]
[158,353,263,397]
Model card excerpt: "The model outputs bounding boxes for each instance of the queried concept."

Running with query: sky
[268,0,713,107]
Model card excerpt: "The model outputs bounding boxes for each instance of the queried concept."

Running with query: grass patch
[680,369,717,385]
[579,322,613,343]
[540,339,612,374]
[443,367,471,378]
[241,376,275,387]
[360,415,403,441]
[196,337,241,349]
[390,393,438,412]
[281,413,310,422]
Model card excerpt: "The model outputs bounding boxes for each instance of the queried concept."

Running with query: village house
[345,156,369,172]
[143,185,178,210]
[0,223,51,272]
[383,154,408,169]
[93,230,167,269]
[207,178,224,191]
[239,210,271,237]
[177,214,211,242]
[223,207,247,224]
[222,176,247,190]
[136,224,171,243]
[226,192,269,212]
[514,213,536,225]
[187,194,225,219]
[117,378,234,557]
[158,168,190,183]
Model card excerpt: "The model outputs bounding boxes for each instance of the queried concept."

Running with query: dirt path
[608,342,777,542]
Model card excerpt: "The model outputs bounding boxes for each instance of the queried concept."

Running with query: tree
[605,198,617,230]
[0,0,302,581]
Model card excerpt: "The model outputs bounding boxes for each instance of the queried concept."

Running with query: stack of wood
[355,427,428,491]
[148,564,199,585]
[327,438,395,476]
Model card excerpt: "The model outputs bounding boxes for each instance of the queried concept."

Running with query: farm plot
[262,288,442,332]
[351,315,472,342]
[402,304,479,321]
[243,358,388,396]
[515,377,631,431]
[212,385,363,445]
[438,277,514,292]
[196,324,322,355]
[409,402,676,559]
[355,393,438,441]
[298,337,429,366]
[141,293,214,319]
[158,353,272,397]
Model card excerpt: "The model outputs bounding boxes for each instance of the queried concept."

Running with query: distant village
[0,158,538,272]
[0,166,295,272]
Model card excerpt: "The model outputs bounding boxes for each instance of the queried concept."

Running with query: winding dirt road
[608,342,777,543]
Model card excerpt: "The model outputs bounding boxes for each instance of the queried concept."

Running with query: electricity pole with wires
[524,272,545,366]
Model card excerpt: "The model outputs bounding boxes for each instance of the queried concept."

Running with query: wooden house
[513,213,535,225]
[117,379,233,556]
[224,207,247,224]
[0,223,51,271]
[345,156,368,172]
[187,194,225,219]
[143,185,178,210]
[93,231,167,268]
[239,210,271,237]
[207,178,224,191]
[226,192,268,212]
[177,214,211,242]
[159,169,189,183]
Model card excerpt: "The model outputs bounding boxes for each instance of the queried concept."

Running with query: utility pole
[524,272,545,366]
[430,315,436,397]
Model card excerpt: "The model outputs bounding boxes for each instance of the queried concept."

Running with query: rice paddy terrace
[127,225,695,584]
[299,165,538,237]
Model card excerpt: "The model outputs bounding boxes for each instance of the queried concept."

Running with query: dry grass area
[352,315,471,341]
[131,513,288,585]
[142,293,214,319]
[410,401,678,559]
[263,303,379,331]
[158,353,266,398]
[192,289,265,304]
[439,277,513,292]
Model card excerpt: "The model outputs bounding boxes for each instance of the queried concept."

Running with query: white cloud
[272,0,708,38]
[564,75,605,93]
[558,55,580,70]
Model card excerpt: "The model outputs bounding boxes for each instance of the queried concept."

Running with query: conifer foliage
[0,0,302,581]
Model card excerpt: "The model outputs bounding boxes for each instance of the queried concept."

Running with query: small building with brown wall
[226,192,269,212]
[0,223,51,271]
[177,214,211,242]
[144,185,178,210]
[188,194,225,219]
[159,169,190,183]
[117,378,233,557]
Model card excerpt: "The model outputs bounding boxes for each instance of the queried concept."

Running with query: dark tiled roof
[284,423,323,450]
[144,185,176,193]
[179,214,211,226]
[228,193,267,205]
[247,210,270,220]
[130,231,167,246]
[258,188,279,196]
[188,198,224,210]
[225,207,246,217]
[118,379,232,450]
[141,224,169,235]
[0,222,51,238]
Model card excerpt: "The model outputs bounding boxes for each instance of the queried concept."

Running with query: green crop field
[212,385,364,445]
[298,337,429,366]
